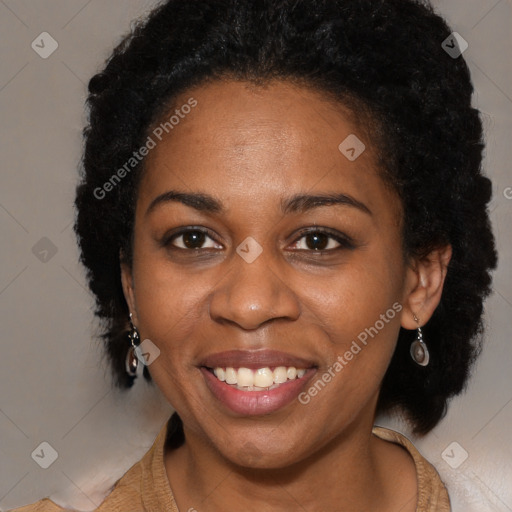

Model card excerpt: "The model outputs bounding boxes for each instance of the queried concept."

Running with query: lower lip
[200,367,316,416]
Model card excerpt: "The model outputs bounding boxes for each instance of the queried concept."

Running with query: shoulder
[7,498,67,512]
[7,419,171,512]
[7,456,145,512]
[373,426,451,512]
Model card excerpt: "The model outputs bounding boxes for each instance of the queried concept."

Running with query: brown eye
[166,228,222,250]
[289,229,353,252]
[304,233,330,251]
[182,230,206,249]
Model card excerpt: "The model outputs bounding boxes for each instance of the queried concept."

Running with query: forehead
[138,80,397,219]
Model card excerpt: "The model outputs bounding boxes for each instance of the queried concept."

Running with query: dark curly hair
[74,0,497,436]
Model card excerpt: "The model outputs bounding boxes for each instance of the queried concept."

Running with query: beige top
[10,420,450,512]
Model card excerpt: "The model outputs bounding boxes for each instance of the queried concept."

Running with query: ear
[120,251,138,324]
[400,244,452,329]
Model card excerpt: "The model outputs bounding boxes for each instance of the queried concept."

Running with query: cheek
[303,256,403,339]
[130,244,212,364]
[299,299,401,433]
[130,255,211,412]
[297,256,404,396]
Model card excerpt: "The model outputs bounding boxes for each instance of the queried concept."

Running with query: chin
[217,433,307,470]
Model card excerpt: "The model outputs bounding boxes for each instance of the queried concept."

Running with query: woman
[12,0,497,510]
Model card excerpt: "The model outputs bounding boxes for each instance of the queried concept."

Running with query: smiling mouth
[204,365,307,391]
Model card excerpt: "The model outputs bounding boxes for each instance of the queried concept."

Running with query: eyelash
[291,227,355,252]
[161,226,355,253]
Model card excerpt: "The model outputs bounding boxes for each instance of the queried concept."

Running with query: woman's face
[123,79,416,468]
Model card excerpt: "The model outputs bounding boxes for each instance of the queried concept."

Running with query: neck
[164,416,404,511]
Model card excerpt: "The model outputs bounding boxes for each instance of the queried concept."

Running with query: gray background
[0,1,510,510]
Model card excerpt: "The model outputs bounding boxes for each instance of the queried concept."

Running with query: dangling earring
[125,313,141,377]
[410,314,429,366]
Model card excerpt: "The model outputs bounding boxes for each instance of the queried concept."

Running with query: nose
[208,248,300,330]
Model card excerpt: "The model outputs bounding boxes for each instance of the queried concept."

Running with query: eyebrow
[281,193,372,216]
[145,190,372,217]
[146,191,224,216]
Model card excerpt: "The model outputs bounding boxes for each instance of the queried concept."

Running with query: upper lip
[200,349,317,370]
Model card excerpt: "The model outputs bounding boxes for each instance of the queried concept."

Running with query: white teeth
[235,383,281,391]
[254,367,274,388]
[237,367,254,387]
[225,367,237,385]
[273,366,288,383]
[287,367,297,380]
[213,368,225,381]
[211,365,307,390]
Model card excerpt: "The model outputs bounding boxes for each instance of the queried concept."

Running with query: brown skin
[121,80,452,512]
